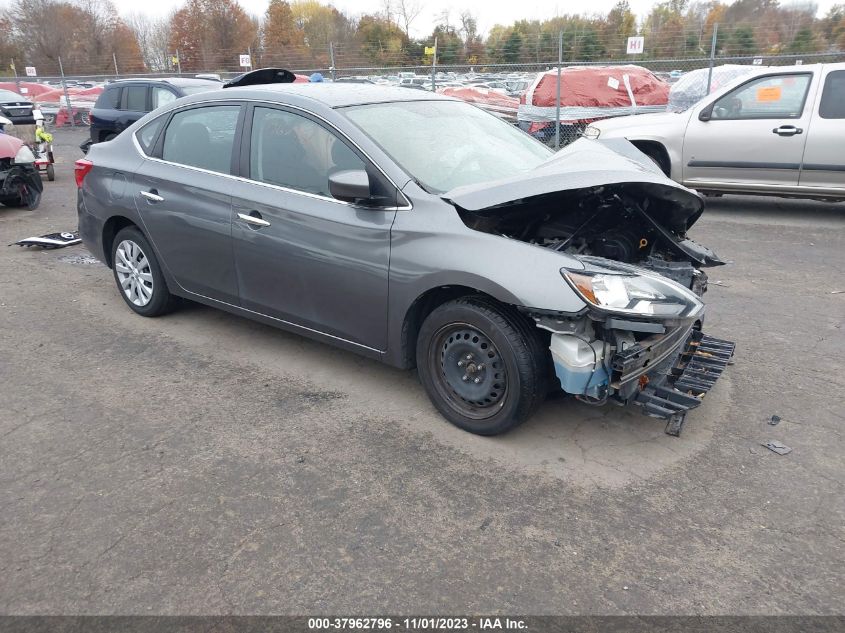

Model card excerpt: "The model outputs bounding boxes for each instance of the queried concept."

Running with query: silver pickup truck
[589,63,845,202]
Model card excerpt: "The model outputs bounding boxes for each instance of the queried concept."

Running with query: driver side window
[711,73,811,120]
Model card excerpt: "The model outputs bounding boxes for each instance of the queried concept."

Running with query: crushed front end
[529,256,735,436]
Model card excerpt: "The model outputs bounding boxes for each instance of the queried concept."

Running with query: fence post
[113,52,119,77]
[58,56,75,129]
[176,50,182,74]
[11,59,20,93]
[706,23,718,96]
[431,36,437,92]
[555,31,562,150]
[329,42,336,81]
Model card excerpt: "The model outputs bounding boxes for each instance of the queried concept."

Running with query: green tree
[502,30,523,63]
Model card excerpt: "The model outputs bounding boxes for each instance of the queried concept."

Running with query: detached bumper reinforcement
[635,331,736,436]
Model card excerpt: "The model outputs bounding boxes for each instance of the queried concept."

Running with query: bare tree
[127,11,173,71]
[395,0,423,37]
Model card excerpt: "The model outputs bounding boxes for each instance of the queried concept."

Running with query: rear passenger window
[136,116,165,155]
[819,71,845,119]
[120,86,147,112]
[97,86,120,108]
[162,105,240,174]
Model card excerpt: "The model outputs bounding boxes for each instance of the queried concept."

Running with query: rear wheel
[416,297,548,435]
[46,164,55,181]
[111,226,178,317]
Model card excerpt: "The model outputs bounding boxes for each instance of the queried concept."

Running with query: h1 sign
[626,37,644,54]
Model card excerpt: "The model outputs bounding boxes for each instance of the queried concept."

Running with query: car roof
[198,82,454,108]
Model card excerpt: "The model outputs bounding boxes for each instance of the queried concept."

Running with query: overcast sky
[111,0,837,38]
[0,0,833,38]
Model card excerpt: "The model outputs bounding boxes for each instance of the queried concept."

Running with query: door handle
[140,189,164,202]
[772,125,803,136]
[237,212,271,228]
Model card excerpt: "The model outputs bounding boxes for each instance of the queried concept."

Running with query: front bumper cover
[633,330,735,436]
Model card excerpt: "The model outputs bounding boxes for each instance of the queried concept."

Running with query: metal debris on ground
[830,290,844,295]
[11,231,81,249]
[769,415,782,426]
[762,440,792,455]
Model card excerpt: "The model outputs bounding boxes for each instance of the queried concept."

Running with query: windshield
[0,89,27,102]
[344,100,552,193]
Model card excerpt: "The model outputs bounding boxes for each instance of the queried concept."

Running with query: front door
[230,105,397,351]
[683,71,815,189]
[134,103,243,304]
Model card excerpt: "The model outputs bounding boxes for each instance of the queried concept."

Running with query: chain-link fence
[4,35,843,143]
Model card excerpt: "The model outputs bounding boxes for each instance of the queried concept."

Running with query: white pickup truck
[589,63,845,202]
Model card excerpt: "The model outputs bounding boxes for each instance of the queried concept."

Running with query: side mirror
[698,104,713,122]
[329,169,371,204]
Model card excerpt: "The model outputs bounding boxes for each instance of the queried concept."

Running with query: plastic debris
[762,440,792,455]
[12,231,80,249]
[769,415,781,426]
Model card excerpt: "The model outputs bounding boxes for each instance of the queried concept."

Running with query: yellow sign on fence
[424,46,436,55]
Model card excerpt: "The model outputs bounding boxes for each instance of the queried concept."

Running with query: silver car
[76,70,733,437]
[590,63,845,201]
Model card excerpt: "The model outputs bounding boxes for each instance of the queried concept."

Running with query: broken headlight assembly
[561,257,703,318]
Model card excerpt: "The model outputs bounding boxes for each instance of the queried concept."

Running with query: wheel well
[400,286,506,369]
[102,216,137,267]
[630,140,671,177]
[99,130,116,143]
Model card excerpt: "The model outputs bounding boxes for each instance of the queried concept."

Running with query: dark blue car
[88,77,221,145]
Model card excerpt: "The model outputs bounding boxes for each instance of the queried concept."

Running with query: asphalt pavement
[1,127,843,615]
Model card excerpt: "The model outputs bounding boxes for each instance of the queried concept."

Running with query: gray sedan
[75,72,733,437]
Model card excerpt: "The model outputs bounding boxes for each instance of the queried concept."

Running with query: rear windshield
[96,87,120,108]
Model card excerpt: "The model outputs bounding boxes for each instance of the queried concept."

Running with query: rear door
[799,67,845,192]
[682,71,815,189]
[133,103,243,304]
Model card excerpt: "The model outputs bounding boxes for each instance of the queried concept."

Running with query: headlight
[561,257,703,318]
[13,145,36,164]
[582,125,601,139]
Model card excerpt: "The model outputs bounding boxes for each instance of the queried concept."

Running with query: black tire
[111,226,178,317]
[416,296,548,435]
[46,164,55,181]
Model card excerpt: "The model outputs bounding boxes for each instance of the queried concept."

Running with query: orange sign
[756,86,782,102]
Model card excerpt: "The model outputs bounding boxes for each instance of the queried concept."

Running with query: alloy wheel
[114,239,154,307]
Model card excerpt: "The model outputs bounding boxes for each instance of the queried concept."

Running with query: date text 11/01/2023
[307,617,528,630]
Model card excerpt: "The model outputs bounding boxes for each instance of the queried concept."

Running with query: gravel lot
[1,127,843,615]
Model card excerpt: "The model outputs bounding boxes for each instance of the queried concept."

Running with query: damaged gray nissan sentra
[76,69,734,437]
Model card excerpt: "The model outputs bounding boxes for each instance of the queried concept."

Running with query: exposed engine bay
[457,181,724,296]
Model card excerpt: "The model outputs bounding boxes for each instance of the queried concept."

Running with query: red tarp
[0,81,57,98]
[519,65,670,125]
[437,86,520,121]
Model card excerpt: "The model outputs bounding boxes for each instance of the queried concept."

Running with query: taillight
[74,158,93,188]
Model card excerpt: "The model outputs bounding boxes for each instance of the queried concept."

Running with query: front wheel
[111,226,178,317]
[416,297,548,435]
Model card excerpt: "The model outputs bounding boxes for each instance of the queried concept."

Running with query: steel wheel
[429,323,508,420]
[114,239,154,307]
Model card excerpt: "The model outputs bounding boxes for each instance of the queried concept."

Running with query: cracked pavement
[0,129,843,614]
